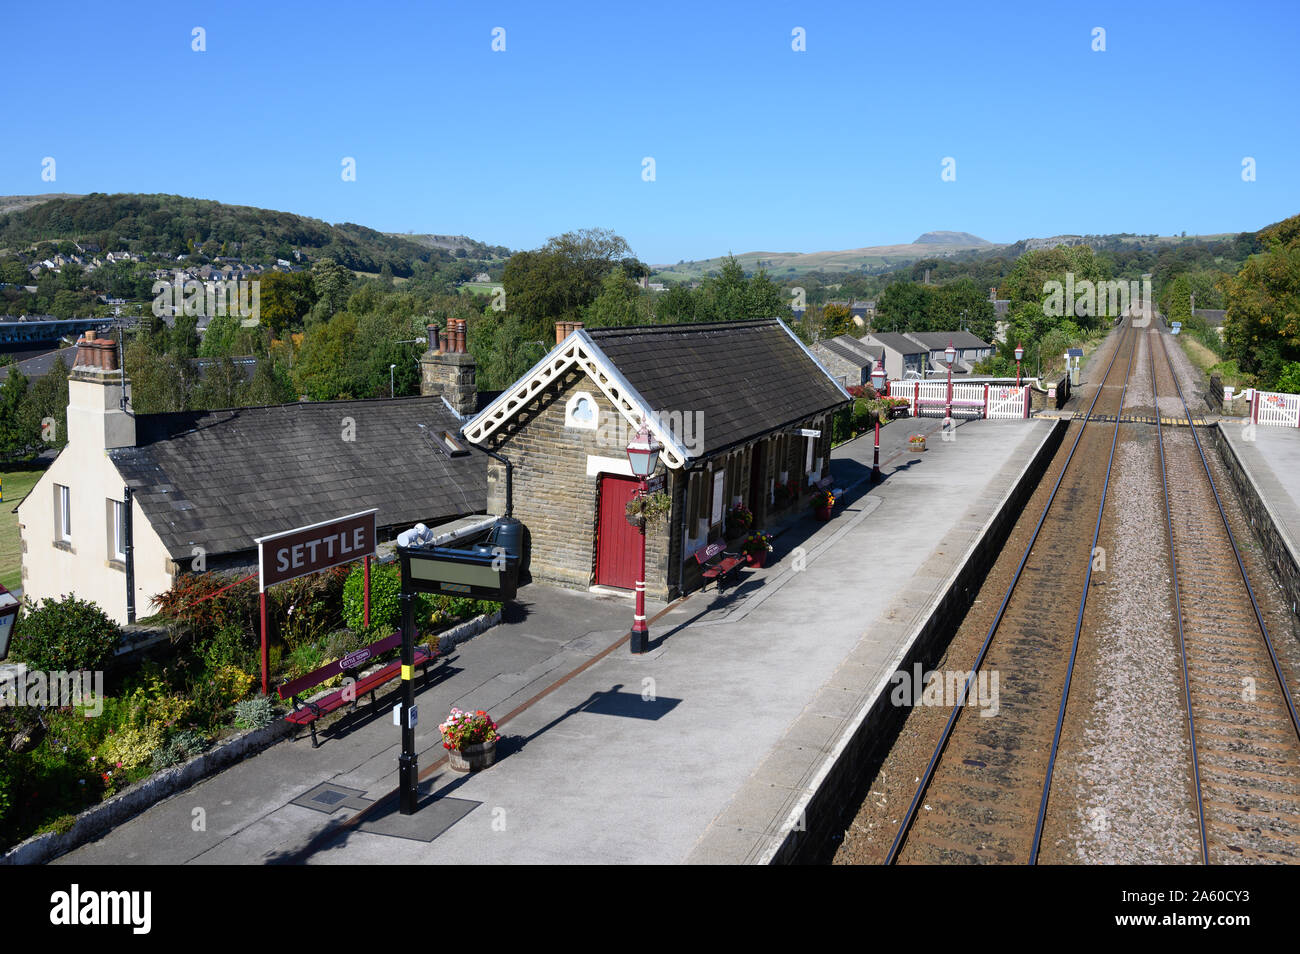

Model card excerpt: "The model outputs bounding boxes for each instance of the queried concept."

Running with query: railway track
[886,321,1141,864]
[1151,328,1300,864]
[874,319,1300,865]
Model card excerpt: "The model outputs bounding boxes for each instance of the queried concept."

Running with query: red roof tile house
[463,319,851,600]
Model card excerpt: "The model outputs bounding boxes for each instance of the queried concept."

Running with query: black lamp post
[1015,343,1025,387]
[871,360,887,483]
[626,422,662,654]
[944,340,956,425]
[0,585,18,661]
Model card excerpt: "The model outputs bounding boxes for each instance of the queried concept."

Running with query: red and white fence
[1251,389,1300,428]
[896,381,1030,419]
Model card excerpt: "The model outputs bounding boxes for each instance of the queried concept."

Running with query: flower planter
[626,513,646,529]
[447,739,497,773]
[745,552,768,569]
[909,440,926,453]
[814,506,831,521]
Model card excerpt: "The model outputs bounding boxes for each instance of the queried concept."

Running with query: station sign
[256,509,377,591]
[398,544,519,602]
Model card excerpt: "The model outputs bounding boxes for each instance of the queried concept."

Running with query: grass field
[459,281,501,295]
[0,467,43,592]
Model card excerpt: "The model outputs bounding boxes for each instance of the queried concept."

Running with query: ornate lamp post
[871,360,887,483]
[1015,343,1025,388]
[626,422,662,655]
[944,340,956,425]
[0,585,19,661]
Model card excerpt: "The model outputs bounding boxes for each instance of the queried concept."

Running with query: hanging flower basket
[625,490,671,529]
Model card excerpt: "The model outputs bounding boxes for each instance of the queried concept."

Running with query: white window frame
[112,499,127,561]
[56,484,71,542]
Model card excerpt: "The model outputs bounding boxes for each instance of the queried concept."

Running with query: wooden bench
[692,540,745,593]
[276,631,441,747]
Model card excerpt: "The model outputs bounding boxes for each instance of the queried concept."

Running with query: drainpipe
[123,485,136,625]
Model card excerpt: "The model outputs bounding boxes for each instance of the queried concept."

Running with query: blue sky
[5,1,1298,263]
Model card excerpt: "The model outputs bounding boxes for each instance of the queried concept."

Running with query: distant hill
[914,230,991,246]
[0,194,77,216]
[387,232,511,260]
[0,193,502,277]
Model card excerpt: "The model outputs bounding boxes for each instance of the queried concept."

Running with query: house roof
[864,332,928,356]
[905,331,992,351]
[109,395,487,561]
[0,345,76,382]
[818,336,883,368]
[465,319,850,466]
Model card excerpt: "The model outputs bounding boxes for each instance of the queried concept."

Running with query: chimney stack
[68,331,134,451]
[420,318,477,416]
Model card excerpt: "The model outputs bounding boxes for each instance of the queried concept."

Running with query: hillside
[386,232,511,260]
[0,193,494,277]
[914,231,992,246]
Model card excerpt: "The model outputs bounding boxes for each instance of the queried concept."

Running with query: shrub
[11,595,121,672]
[272,566,349,650]
[153,573,258,646]
[202,622,259,674]
[233,696,275,731]
[149,729,210,771]
[98,723,165,773]
[342,562,436,632]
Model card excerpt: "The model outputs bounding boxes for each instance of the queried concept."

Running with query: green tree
[0,370,32,460]
[1222,214,1300,385]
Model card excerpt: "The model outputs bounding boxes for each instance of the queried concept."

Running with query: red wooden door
[595,474,642,589]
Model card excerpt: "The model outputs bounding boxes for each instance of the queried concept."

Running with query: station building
[462,319,851,600]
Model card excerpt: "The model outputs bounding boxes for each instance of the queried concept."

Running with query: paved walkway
[1218,422,1300,558]
[57,415,1057,865]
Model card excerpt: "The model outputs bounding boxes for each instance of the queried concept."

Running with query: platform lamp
[871,360,888,483]
[944,340,957,425]
[0,585,18,661]
[626,421,662,655]
[1015,343,1025,388]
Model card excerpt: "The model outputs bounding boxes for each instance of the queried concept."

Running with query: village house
[18,328,490,625]
[811,334,885,388]
[860,332,929,380]
[462,319,851,600]
[903,331,994,374]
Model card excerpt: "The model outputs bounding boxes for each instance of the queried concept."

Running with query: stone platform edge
[765,418,1068,864]
[1211,424,1300,616]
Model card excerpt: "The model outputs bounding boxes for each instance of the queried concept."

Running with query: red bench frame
[692,540,745,592]
[276,631,441,747]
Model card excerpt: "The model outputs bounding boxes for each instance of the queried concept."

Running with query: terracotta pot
[814,506,831,521]
[746,551,768,568]
[447,738,497,773]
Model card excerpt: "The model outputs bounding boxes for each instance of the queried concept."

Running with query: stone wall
[484,370,673,599]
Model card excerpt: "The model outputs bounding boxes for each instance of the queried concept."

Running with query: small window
[56,484,71,542]
[111,499,126,561]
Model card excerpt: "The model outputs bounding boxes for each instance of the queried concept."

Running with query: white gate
[987,385,1030,419]
[1253,389,1300,427]
[899,381,1029,419]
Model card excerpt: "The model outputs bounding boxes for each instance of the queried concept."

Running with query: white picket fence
[892,381,1029,419]
[1252,389,1300,427]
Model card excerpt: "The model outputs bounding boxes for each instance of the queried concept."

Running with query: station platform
[1215,421,1300,615]
[53,415,1062,866]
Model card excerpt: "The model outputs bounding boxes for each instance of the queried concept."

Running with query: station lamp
[1015,343,1025,387]
[626,422,662,654]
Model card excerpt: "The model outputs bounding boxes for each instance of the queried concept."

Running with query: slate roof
[864,332,927,355]
[109,396,487,561]
[583,320,850,459]
[0,345,76,382]
[820,335,883,367]
[905,331,992,351]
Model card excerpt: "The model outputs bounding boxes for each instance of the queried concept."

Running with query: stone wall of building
[484,370,673,599]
